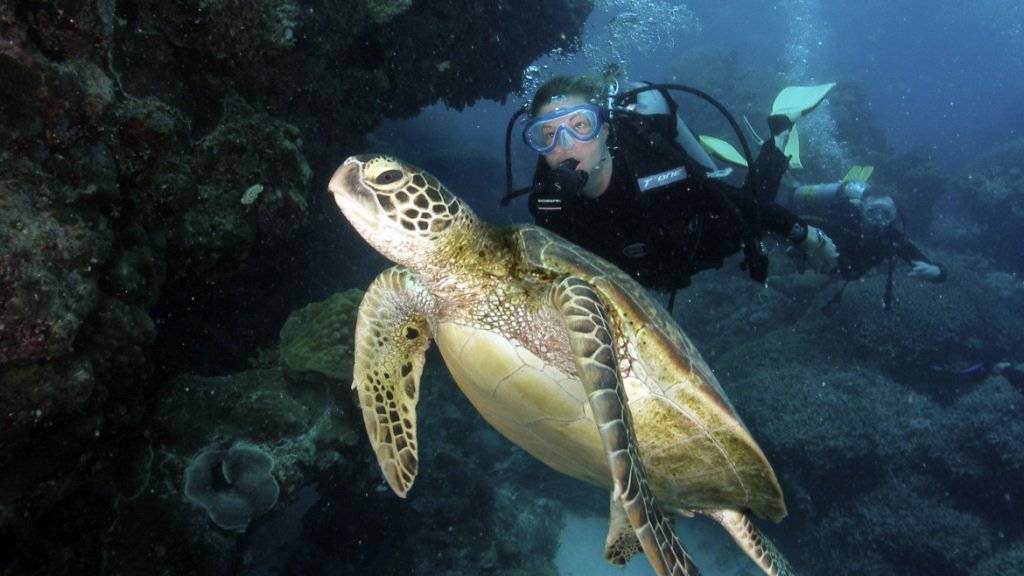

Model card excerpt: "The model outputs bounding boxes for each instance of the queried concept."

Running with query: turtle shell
[513,225,786,522]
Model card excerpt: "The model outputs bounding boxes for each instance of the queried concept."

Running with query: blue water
[373,0,1024,188]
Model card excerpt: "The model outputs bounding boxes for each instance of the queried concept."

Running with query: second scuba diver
[779,170,946,314]
[503,70,839,304]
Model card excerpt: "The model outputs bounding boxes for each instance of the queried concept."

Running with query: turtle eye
[364,156,410,191]
[376,170,404,186]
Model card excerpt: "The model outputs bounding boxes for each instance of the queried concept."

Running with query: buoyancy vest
[530,112,752,291]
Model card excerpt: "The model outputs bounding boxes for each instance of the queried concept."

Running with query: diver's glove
[531,159,589,213]
[792,224,838,274]
[909,260,944,281]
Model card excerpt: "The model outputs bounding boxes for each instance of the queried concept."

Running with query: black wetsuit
[826,200,946,281]
[528,117,803,291]
[811,199,946,282]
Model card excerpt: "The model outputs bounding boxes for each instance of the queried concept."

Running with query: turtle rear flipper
[553,276,700,576]
[605,494,641,565]
[704,509,796,576]
[354,266,435,498]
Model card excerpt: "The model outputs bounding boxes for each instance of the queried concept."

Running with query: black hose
[501,106,529,206]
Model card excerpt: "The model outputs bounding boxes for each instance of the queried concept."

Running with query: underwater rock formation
[825,252,1021,379]
[972,542,1024,576]
[279,288,363,386]
[97,368,359,573]
[679,257,1024,576]
[816,478,994,575]
[166,99,313,284]
[955,138,1024,274]
[266,364,565,576]
[0,0,591,571]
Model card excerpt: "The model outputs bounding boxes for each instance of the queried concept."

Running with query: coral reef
[268,365,566,576]
[951,138,1024,273]
[112,0,593,170]
[972,542,1024,576]
[166,99,313,283]
[682,258,1024,575]
[817,479,994,575]
[1,0,591,570]
[827,251,1022,382]
[279,288,363,386]
[0,176,111,365]
[98,368,360,573]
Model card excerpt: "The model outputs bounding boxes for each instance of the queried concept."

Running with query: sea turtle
[328,154,795,576]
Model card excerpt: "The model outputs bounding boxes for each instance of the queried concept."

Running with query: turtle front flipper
[704,510,795,576]
[354,266,435,498]
[552,277,700,576]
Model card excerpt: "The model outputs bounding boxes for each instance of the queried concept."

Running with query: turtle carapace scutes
[328,154,796,576]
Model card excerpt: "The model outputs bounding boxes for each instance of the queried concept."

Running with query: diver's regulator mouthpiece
[557,158,589,192]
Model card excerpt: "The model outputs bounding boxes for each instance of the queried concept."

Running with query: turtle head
[329,155,476,268]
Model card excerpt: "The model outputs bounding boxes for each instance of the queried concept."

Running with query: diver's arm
[723,188,839,274]
[896,237,947,281]
[725,188,805,240]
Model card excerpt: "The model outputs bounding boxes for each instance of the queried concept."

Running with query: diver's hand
[800,225,839,274]
[909,260,942,280]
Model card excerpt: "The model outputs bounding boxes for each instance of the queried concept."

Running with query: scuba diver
[500,69,838,308]
[779,167,947,314]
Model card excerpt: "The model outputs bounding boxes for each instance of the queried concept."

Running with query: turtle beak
[328,156,363,205]
[328,156,378,231]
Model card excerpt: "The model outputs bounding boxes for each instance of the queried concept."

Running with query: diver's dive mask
[861,196,897,231]
[522,103,605,155]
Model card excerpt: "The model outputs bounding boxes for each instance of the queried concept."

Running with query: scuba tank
[784,179,868,212]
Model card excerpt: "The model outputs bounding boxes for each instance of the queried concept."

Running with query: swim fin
[699,135,748,168]
[842,165,874,182]
[768,83,837,135]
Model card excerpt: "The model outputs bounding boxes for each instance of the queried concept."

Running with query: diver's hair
[529,66,623,117]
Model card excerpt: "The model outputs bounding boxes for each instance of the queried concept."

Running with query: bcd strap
[616,111,770,283]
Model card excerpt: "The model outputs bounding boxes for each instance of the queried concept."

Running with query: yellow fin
[769,82,837,128]
[699,135,748,168]
[842,165,874,182]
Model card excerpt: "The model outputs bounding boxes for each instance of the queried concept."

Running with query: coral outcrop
[0,0,592,570]
[97,368,360,573]
[952,138,1024,274]
[279,288,363,386]
[680,257,1024,575]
